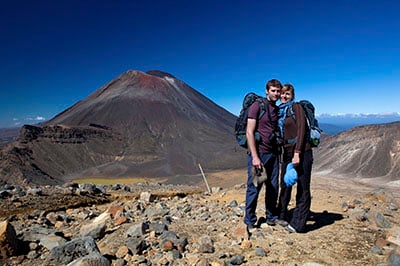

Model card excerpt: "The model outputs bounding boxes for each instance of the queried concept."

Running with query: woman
[277,83,313,233]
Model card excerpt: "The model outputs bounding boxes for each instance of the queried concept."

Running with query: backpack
[234,93,266,148]
[287,100,322,147]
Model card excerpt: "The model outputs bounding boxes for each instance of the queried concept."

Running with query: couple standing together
[245,79,313,234]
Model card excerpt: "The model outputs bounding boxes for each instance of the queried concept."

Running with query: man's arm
[246,118,262,168]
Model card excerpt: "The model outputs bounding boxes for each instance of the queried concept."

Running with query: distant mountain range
[317,113,400,135]
[0,127,19,147]
[318,112,400,125]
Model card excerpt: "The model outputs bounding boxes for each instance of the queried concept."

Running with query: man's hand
[252,157,262,168]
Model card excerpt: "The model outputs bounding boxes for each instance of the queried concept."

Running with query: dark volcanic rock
[1,181,399,266]
[0,221,20,259]
[0,124,124,185]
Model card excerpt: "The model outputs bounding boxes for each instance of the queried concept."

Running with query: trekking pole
[198,163,211,194]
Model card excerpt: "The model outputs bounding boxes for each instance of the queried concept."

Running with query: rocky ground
[0,170,400,266]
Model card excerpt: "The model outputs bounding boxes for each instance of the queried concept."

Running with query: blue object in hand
[284,163,298,186]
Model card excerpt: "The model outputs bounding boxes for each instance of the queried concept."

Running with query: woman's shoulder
[293,102,306,119]
[293,102,303,110]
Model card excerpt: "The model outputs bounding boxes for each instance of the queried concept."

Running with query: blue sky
[1,0,399,128]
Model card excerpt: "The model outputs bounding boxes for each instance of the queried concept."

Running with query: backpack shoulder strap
[255,98,266,120]
[260,98,272,122]
[263,99,279,125]
[287,102,297,122]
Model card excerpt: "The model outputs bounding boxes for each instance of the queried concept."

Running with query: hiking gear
[251,166,267,187]
[283,163,298,186]
[266,216,278,226]
[246,224,257,232]
[268,130,284,146]
[265,99,283,147]
[234,93,266,148]
[286,100,322,147]
[246,224,257,239]
[278,100,295,139]
[245,153,279,226]
[288,150,313,233]
[275,219,289,227]
[285,224,297,233]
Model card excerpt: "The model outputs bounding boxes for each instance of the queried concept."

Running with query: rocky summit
[0,172,399,266]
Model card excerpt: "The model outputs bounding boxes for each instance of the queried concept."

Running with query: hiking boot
[246,224,257,233]
[285,224,297,233]
[275,219,288,227]
[245,224,257,240]
[266,217,277,226]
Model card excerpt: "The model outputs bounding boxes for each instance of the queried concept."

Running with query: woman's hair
[282,83,295,99]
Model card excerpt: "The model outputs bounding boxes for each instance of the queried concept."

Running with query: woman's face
[281,90,293,103]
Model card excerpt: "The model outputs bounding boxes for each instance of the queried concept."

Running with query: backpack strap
[285,137,297,145]
[255,98,266,120]
[266,99,272,122]
[285,103,298,145]
[264,100,281,134]
[287,104,296,122]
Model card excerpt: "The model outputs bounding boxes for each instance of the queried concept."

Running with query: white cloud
[35,116,46,121]
[25,116,46,121]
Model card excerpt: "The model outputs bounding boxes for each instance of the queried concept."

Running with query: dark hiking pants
[278,149,313,232]
[244,152,279,226]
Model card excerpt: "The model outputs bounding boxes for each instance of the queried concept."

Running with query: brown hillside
[0,70,246,185]
[314,121,400,184]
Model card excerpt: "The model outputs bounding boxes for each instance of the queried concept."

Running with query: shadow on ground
[305,210,343,232]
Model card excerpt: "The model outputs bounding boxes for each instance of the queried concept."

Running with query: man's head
[265,79,282,102]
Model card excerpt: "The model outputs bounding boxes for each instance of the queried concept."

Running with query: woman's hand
[292,152,300,166]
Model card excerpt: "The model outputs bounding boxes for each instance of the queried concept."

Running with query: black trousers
[278,149,313,232]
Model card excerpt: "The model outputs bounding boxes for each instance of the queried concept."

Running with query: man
[244,79,282,233]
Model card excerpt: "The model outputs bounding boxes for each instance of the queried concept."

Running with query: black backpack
[234,93,266,148]
[287,100,322,147]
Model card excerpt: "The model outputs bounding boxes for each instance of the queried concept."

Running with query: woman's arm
[292,103,307,165]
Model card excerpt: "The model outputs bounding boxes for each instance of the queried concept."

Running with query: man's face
[266,86,281,102]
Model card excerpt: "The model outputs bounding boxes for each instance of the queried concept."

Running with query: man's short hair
[266,79,283,91]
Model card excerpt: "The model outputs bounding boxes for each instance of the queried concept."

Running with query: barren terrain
[1,168,399,265]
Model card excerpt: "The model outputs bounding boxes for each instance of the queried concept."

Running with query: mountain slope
[314,121,400,182]
[0,70,245,185]
[0,127,19,147]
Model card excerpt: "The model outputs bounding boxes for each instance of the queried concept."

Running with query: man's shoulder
[249,98,265,109]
